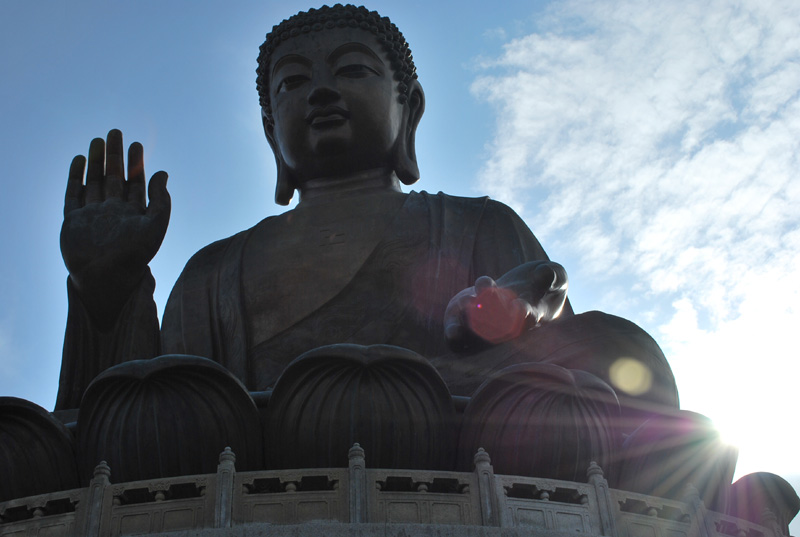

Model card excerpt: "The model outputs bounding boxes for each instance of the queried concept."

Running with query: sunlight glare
[609,357,653,396]
[711,414,744,450]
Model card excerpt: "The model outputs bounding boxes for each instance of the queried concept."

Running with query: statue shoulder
[416,190,489,210]
[419,191,532,236]
[179,216,276,278]
[165,217,276,313]
[161,218,274,354]
[181,233,245,277]
[480,197,531,228]
[446,194,549,271]
[416,190,523,221]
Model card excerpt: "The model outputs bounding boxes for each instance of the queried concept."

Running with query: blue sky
[1,0,798,527]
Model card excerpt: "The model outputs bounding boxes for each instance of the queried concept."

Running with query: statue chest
[241,195,407,348]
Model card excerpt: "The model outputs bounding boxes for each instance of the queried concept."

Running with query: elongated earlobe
[263,111,296,205]
[274,160,296,206]
[394,83,425,186]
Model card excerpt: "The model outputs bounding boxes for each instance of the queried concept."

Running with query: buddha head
[256,5,425,204]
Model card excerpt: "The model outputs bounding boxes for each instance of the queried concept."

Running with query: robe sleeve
[471,199,574,316]
[55,270,161,410]
[160,229,251,385]
[56,225,252,411]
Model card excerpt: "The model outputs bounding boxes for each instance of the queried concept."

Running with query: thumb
[146,171,171,221]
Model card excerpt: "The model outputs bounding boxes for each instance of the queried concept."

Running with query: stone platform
[0,446,782,537]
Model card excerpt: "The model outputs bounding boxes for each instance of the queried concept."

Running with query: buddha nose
[307,85,340,106]
[307,73,340,106]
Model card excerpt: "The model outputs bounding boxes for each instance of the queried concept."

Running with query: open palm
[60,129,170,317]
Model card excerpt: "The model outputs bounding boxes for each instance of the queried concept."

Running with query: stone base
[139,522,598,537]
[0,447,787,537]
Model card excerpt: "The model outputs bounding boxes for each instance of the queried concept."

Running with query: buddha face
[266,27,414,184]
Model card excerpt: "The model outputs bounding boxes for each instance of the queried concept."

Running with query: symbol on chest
[319,228,347,246]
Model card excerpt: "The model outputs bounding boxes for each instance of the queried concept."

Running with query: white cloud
[473,0,800,490]
[483,27,508,41]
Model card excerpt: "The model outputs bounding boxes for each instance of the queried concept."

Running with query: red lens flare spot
[465,287,526,344]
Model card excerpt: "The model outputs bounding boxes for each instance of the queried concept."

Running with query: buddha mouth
[306,106,351,127]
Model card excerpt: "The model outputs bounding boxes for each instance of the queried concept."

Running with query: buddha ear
[262,110,295,206]
[394,81,425,186]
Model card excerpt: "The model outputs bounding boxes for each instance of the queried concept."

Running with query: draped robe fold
[159,191,554,392]
[57,190,677,421]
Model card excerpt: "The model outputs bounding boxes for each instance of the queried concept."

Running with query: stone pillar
[349,443,368,523]
[214,447,236,528]
[588,461,619,537]
[682,483,715,537]
[76,461,111,537]
[474,448,500,526]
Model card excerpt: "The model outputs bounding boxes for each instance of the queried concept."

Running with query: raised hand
[443,261,568,351]
[61,129,170,324]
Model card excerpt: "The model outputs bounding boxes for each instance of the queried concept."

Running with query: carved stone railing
[0,446,788,537]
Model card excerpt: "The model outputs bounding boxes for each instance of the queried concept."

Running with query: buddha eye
[336,64,380,78]
[277,74,309,93]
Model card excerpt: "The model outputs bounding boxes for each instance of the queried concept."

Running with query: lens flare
[609,357,653,396]
[466,287,526,344]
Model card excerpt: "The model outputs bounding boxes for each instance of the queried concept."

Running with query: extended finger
[532,263,558,289]
[105,129,124,199]
[146,171,171,226]
[65,155,86,215]
[85,137,105,204]
[444,320,464,344]
[443,293,475,336]
[443,299,470,347]
[474,275,496,292]
[142,171,171,252]
[127,142,146,208]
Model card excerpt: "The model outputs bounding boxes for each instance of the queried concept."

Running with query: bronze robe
[58,191,677,420]
[159,191,555,392]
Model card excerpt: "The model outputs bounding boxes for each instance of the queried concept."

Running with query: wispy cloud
[473,0,800,480]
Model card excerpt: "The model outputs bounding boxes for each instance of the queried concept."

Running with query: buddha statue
[51,3,700,492]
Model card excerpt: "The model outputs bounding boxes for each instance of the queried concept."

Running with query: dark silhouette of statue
[46,5,748,503]
[57,5,676,418]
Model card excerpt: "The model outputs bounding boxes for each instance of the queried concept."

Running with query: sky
[1,0,799,529]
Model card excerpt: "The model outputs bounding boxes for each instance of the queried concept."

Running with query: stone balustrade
[0,446,786,537]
